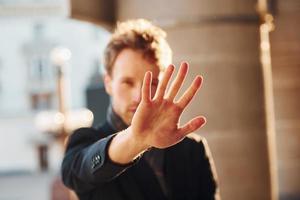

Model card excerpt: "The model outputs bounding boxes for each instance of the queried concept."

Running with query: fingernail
[195,76,202,87]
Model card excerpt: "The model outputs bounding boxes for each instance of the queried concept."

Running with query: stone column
[270,0,300,199]
[117,0,273,199]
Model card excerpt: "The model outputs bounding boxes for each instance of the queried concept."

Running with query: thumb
[178,116,206,136]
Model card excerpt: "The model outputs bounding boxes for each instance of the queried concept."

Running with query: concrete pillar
[270,0,300,199]
[117,0,273,199]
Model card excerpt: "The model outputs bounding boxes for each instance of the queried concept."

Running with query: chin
[121,114,132,126]
[126,117,134,126]
[125,117,133,126]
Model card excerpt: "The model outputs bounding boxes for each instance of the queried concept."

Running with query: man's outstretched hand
[108,62,206,164]
[130,62,206,150]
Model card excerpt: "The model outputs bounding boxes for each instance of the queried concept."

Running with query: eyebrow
[120,77,134,81]
[120,76,159,83]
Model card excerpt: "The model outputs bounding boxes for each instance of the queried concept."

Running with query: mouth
[129,107,137,113]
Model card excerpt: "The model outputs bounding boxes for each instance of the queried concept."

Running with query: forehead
[112,48,160,78]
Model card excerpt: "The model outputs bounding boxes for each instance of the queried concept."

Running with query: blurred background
[0,0,299,200]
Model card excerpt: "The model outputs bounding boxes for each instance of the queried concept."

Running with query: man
[61,19,218,200]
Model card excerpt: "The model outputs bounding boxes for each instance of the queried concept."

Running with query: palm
[132,100,181,148]
[131,62,206,149]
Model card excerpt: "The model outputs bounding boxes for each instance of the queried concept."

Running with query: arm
[61,129,139,193]
[186,134,219,199]
[197,138,219,200]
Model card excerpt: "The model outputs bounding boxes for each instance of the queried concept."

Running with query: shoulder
[65,127,100,152]
[186,132,203,143]
[184,132,207,148]
[179,133,212,157]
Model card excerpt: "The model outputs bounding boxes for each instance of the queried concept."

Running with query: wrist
[125,126,151,153]
[107,126,150,164]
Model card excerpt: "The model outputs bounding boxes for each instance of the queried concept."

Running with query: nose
[132,85,142,103]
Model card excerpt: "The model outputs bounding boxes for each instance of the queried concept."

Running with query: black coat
[61,122,217,200]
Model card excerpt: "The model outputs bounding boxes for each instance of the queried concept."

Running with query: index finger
[142,71,152,103]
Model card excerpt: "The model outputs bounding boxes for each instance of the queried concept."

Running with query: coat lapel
[131,157,167,200]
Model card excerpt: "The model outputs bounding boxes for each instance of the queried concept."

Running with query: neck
[106,104,128,132]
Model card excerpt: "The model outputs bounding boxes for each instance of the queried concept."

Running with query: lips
[129,108,137,112]
[129,106,138,113]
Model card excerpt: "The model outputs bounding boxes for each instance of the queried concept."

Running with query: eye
[122,79,134,86]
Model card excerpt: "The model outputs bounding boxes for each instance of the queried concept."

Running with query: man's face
[104,49,161,125]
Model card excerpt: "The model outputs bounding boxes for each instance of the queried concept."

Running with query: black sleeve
[61,128,139,194]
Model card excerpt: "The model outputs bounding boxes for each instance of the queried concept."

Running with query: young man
[61,19,218,200]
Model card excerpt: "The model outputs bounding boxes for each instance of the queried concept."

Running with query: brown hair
[103,19,172,75]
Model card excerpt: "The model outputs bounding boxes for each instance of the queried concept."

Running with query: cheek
[112,84,129,101]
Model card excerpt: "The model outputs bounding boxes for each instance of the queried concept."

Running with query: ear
[103,74,112,95]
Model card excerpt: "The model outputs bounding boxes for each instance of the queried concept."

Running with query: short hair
[103,19,172,75]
